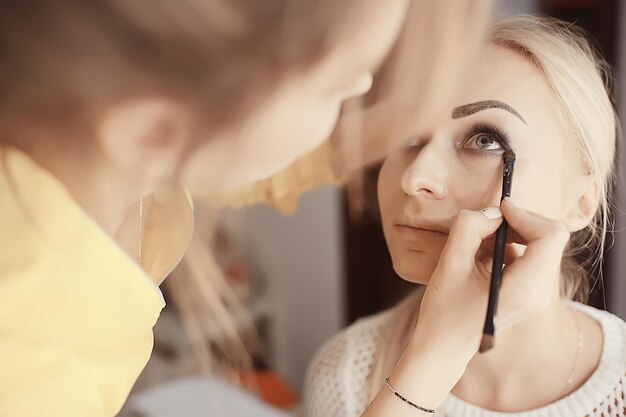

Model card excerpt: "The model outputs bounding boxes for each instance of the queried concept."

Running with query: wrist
[410,321,480,362]
[386,330,476,407]
[388,346,465,411]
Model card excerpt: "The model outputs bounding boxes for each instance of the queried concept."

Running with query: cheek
[377,154,407,215]
[506,157,565,219]
[446,157,505,209]
[242,96,343,179]
[305,101,342,146]
[270,96,342,159]
[448,153,566,219]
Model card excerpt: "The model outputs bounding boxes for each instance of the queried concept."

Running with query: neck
[18,139,154,242]
[453,276,582,410]
[466,299,571,377]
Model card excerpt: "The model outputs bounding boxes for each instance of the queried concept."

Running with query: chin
[391,249,440,285]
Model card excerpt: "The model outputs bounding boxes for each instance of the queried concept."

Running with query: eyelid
[460,123,513,152]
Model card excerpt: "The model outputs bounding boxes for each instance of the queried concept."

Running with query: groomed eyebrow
[452,100,527,125]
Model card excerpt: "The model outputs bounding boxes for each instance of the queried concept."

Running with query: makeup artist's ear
[564,174,600,232]
[96,96,191,185]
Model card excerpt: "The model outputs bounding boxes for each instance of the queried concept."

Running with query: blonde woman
[0,1,498,415]
[305,16,624,417]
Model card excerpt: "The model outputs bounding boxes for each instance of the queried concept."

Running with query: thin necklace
[138,197,143,265]
[562,308,583,395]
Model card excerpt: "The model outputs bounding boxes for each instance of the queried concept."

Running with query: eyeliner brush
[479,150,516,353]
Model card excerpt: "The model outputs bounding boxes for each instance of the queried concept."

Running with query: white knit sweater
[304,302,626,417]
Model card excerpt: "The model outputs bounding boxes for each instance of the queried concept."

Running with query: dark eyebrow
[452,100,527,125]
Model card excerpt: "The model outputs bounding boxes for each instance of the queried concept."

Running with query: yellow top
[0,146,193,417]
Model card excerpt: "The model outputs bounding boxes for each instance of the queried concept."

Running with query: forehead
[455,44,557,127]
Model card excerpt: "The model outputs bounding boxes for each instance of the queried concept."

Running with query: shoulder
[570,302,626,410]
[580,305,626,417]
[303,308,396,417]
[572,302,626,352]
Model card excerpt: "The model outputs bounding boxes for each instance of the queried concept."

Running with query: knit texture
[304,302,626,417]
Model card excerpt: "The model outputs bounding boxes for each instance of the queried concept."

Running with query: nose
[401,141,448,199]
[342,72,374,100]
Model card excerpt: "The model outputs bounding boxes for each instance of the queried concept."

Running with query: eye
[465,133,503,151]
[459,123,512,154]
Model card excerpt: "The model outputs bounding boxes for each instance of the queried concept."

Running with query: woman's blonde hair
[368,14,619,400]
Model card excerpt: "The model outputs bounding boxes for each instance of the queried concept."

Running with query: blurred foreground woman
[0,1,490,415]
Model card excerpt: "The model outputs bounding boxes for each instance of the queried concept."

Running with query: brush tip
[503,150,516,162]
[479,334,495,353]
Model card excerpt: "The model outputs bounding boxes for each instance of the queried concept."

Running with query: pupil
[478,136,492,148]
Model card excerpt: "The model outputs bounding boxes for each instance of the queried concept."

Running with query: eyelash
[460,123,513,155]
[403,123,513,155]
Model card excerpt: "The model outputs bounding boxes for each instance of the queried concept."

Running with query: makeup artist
[0,0,499,416]
[305,15,624,417]
[0,1,412,416]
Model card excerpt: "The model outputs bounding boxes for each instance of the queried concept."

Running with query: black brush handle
[481,151,515,346]
[483,221,509,336]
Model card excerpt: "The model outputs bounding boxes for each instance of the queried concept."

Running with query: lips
[394,223,449,242]
[396,216,450,233]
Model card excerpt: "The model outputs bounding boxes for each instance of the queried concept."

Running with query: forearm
[362,337,473,417]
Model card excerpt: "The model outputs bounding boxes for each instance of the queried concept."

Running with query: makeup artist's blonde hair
[367,14,619,400]
[0,0,492,378]
[164,0,493,377]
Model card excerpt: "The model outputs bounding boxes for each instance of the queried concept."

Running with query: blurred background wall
[239,186,345,392]
[612,0,626,320]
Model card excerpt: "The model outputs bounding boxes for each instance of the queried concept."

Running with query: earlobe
[96,97,190,184]
[564,175,600,232]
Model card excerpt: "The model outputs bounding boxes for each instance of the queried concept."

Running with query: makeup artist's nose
[401,143,447,199]
[342,72,374,99]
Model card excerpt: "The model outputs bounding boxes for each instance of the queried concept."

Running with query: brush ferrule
[503,150,516,164]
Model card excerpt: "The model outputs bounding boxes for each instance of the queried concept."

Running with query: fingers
[501,199,570,246]
[439,208,503,276]
[501,199,570,270]
[497,200,569,316]
[477,237,522,265]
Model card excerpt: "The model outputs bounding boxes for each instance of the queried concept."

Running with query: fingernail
[503,197,517,207]
[481,207,502,220]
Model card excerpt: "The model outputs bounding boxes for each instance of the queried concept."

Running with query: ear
[96,97,191,185]
[564,174,601,232]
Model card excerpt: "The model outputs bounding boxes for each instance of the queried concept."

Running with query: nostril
[414,188,434,197]
[403,182,446,200]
